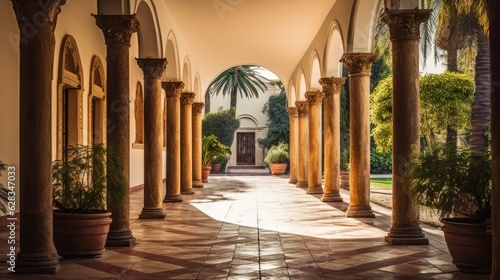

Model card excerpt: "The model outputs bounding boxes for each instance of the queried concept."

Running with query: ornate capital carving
[93,14,139,47]
[305,91,325,105]
[295,101,309,116]
[287,107,298,117]
[12,0,66,31]
[381,9,431,41]
[180,92,196,105]
[136,58,167,80]
[340,53,378,75]
[192,102,205,114]
[162,81,185,98]
[319,77,346,95]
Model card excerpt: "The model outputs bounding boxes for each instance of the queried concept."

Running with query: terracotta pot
[53,211,112,257]
[269,163,287,175]
[202,165,212,182]
[441,218,492,274]
[211,163,222,173]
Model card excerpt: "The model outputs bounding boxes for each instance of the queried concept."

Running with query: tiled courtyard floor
[0,175,490,279]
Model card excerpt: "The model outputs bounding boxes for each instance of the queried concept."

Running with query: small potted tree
[264,142,289,175]
[405,144,491,274]
[52,144,127,257]
[201,135,230,182]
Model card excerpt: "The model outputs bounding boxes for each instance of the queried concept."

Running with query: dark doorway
[237,132,255,165]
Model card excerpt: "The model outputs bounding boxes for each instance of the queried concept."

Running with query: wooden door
[237,132,255,165]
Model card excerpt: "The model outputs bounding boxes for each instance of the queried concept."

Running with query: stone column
[295,101,309,188]
[162,81,185,202]
[12,0,65,273]
[340,53,377,218]
[136,58,167,219]
[94,14,138,247]
[487,0,500,276]
[382,9,430,245]
[287,107,299,184]
[192,102,205,188]
[320,77,346,202]
[305,91,325,194]
[180,92,196,194]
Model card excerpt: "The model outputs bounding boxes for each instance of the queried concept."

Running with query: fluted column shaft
[340,53,377,218]
[181,92,196,194]
[305,91,325,194]
[288,107,299,184]
[94,14,138,247]
[162,81,185,202]
[382,9,430,245]
[136,58,167,219]
[12,0,65,273]
[487,0,500,277]
[295,101,309,188]
[320,77,346,202]
[192,102,205,188]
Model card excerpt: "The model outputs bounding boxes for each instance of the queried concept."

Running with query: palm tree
[206,65,269,109]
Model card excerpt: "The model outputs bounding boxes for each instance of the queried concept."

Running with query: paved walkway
[0,176,489,279]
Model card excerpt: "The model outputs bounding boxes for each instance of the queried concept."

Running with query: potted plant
[210,154,227,174]
[52,144,127,257]
[405,144,491,274]
[201,135,230,182]
[264,142,289,175]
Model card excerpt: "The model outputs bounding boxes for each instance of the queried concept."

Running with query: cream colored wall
[0,1,20,198]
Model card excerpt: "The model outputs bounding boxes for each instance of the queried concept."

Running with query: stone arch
[194,72,202,102]
[238,114,260,128]
[296,69,307,101]
[182,56,192,91]
[288,81,296,106]
[134,81,144,144]
[324,21,345,77]
[88,55,106,146]
[57,35,84,160]
[348,0,380,53]
[164,31,180,81]
[309,51,322,91]
[135,0,161,57]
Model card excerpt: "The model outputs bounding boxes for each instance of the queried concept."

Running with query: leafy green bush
[201,135,231,166]
[370,147,392,174]
[258,92,289,151]
[202,108,240,148]
[264,142,289,165]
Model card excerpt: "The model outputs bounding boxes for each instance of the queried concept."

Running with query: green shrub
[202,108,240,148]
[258,92,289,151]
[264,142,289,165]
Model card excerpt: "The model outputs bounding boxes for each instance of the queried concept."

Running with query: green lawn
[370,178,392,189]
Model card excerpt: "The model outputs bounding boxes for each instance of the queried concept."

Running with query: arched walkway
[1,176,462,278]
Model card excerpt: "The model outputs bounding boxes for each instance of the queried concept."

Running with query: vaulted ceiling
[163,0,340,85]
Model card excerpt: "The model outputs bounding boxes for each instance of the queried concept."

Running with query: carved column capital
[340,53,378,75]
[295,101,309,116]
[162,81,185,98]
[181,92,196,105]
[192,102,205,113]
[93,14,139,47]
[287,107,298,117]
[319,77,346,95]
[136,58,167,80]
[305,91,325,105]
[381,9,432,41]
[12,0,66,31]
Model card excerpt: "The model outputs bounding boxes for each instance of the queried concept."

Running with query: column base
[296,181,308,188]
[106,229,137,247]
[385,227,429,245]
[139,207,166,219]
[346,206,375,218]
[192,181,204,188]
[163,194,183,203]
[16,253,61,274]
[321,193,343,202]
[181,188,194,195]
[307,185,324,194]
[202,179,208,183]
[289,179,298,184]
